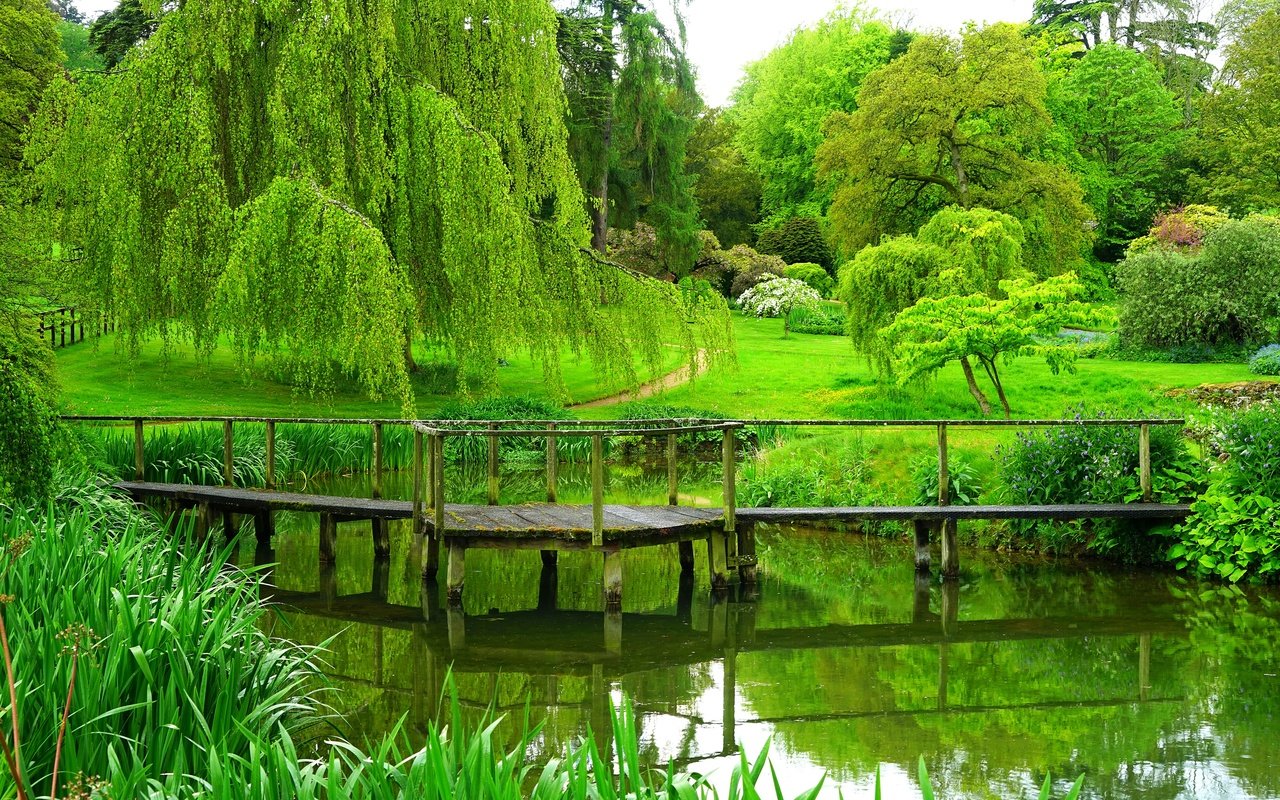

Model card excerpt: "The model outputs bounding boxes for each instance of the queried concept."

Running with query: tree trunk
[590,0,616,254]
[948,136,970,207]
[959,356,993,416]
[404,327,419,373]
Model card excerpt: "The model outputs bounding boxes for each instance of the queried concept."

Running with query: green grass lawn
[57,314,1260,422]
[55,335,686,417]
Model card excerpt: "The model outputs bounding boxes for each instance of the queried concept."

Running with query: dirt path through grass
[572,349,708,409]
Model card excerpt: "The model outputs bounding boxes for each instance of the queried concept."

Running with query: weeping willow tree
[30,0,730,403]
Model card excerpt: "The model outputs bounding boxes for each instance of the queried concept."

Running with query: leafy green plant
[1248,344,1280,375]
[786,305,847,336]
[1169,490,1280,582]
[911,455,982,506]
[782,263,834,297]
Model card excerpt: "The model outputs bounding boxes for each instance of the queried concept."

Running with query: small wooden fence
[37,307,116,349]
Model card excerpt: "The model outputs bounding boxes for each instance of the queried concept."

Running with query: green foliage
[1125,204,1231,255]
[684,107,761,248]
[732,6,896,219]
[1195,9,1280,213]
[0,0,61,167]
[56,20,103,72]
[1117,216,1280,347]
[1171,410,1280,582]
[34,0,730,402]
[725,244,789,299]
[883,274,1098,417]
[1051,44,1183,260]
[756,217,833,272]
[786,304,846,336]
[1248,344,1280,375]
[0,321,61,501]
[738,438,893,511]
[87,0,156,68]
[782,263,833,297]
[1000,409,1204,558]
[911,455,982,506]
[915,207,1029,293]
[818,24,1091,277]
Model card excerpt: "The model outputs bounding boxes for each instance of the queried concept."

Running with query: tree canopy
[817,23,1092,276]
[731,6,900,222]
[1052,44,1183,260]
[32,0,730,403]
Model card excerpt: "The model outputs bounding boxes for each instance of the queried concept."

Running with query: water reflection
[238,477,1280,800]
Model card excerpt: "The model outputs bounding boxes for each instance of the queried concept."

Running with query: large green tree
[838,206,1029,414]
[731,6,899,221]
[558,1,701,274]
[32,0,729,402]
[684,107,760,248]
[1,0,62,169]
[817,23,1092,276]
[1195,9,1280,213]
[1053,44,1183,260]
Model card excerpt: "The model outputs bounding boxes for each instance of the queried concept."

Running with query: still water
[236,467,1280,799]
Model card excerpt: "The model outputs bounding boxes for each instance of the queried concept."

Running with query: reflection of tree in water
[739,533,1280,798]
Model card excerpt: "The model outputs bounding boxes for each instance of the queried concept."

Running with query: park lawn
[55,334,687,417]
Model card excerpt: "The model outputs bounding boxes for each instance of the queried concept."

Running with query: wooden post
[667,432,678,506]
[941,519,959,579]
[264,420,276,490]
[738,522,758,585]
[591,433,604,548]
[487,422,499,505]
[222,420,234,487]
[412,430,424,539]
[604,609,622,655]
[319,513,337,564]
[914,520,932,573]
[1139,633,1152,702]
[545,423,558,503]
[59,309,66,347]
[937,423,949,505]
[603,548,622,610]
[709,532,729,593]
[1139,423,1152,502]
[195,502,212,541]
[372,518,390,558]
[446,542,465,605]
[678,540,695,573]
[372,422,384,499]
[253,510,274,547]
[133,418,144,481]
[722,426,736,536]
[427,434,444,578]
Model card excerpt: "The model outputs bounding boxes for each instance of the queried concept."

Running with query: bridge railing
[411,420,745,548]
[63,414,1185,514]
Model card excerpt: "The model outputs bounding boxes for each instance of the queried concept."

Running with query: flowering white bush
[737,274,824,336]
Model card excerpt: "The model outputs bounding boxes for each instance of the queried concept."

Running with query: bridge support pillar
[708,532,729,594]
[940,519,959,578]
[541,549,558,569]
[372,518,390,559]
[222,510,236,539]
[319,513,337,564]
[253,510,274,547]
[913,520,932,573]
[372,559,390,601]
[422,534,440,580]
[195,502,213,541]
[603,549,623,610]
[677,540,695,573]
[737,523,758,586]
[446,542,465,606]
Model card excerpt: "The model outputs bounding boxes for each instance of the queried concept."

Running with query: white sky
[70,0,1055,106]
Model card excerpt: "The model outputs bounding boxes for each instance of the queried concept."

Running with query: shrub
[738,440,893,512]
[1126,204,1230,255]
[911,455,982,506]
[1117,216,1280,347]
[786,305,847,335]
[1249,344,1280,375]
[755,216,832,271]
[738,275,823,337]
[0,320,62,501]
[606,221,666,277]
[999,407,1204,558]
[726,245,788,298]
[783,262,834,296]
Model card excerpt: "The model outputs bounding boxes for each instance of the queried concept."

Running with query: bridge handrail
[62,414,1184,427]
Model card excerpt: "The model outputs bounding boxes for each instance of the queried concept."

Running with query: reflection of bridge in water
[263,550,1186,766]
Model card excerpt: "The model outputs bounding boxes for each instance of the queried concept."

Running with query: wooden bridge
[66,415,1191,609]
